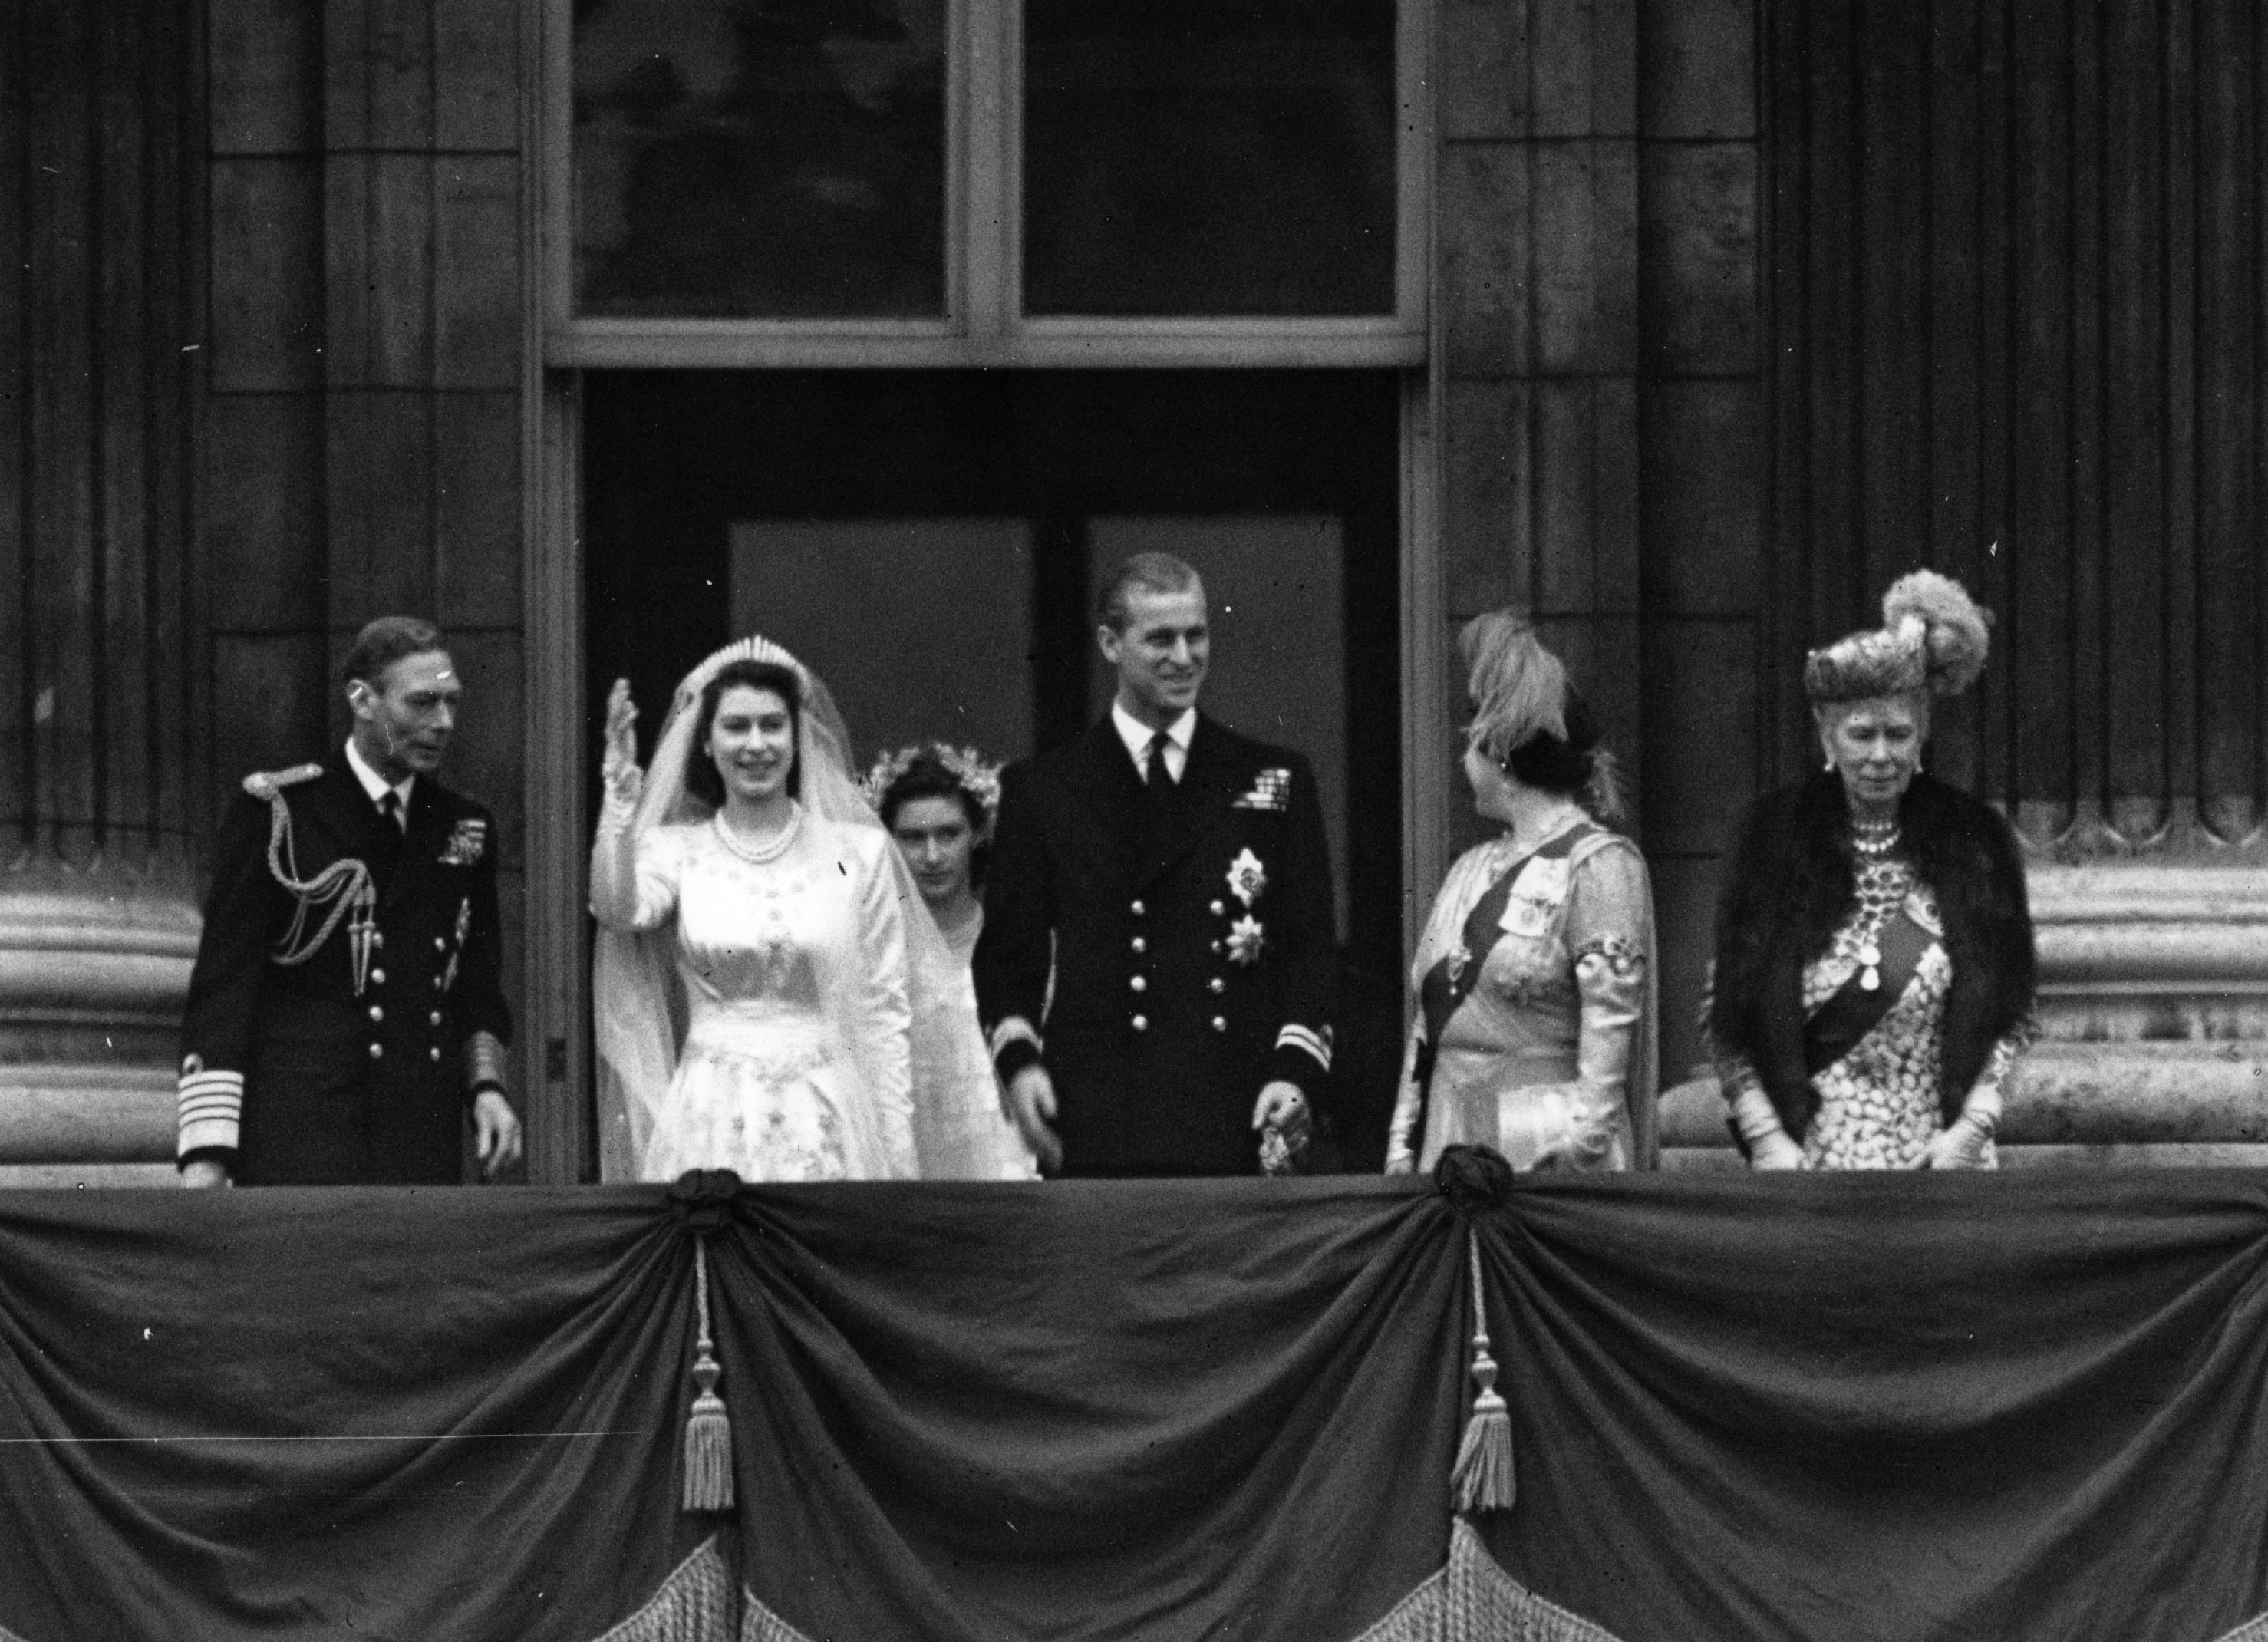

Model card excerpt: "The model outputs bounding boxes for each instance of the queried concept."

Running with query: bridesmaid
[868,744,1003,974]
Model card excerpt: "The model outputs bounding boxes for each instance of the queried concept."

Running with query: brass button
[368,1005,384,1023]
[1130,975,1147,993]
[1131,899,1146,917]
[371,931,384,948]
[433,976,445,990]
[429,1046,442,1061]
[1208,977,1225,994]
[1131,1014,1149,1032]
[368,1043,384,1059]
[434,937,447,951]
[429,1010,443,1026]
[1131,936,1146,954]
[1211,940,1223,955]
[1209,900,1224,915]
[370,968,386,985]
[1211,1016,1226,1032]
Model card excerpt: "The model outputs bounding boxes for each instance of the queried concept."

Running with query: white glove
[1749,1128,1805,1171]
[1921,1112,1994,1170]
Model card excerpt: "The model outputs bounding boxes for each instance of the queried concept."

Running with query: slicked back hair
[343,616,448,688]
[1095,552,1203,634]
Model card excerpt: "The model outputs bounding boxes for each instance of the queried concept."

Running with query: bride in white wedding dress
[588,638,1030,1184]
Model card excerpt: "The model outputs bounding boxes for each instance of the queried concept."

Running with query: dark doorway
[583,369,1405,1163]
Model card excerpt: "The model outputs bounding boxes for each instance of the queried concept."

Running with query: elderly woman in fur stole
[1709,572,2036,1171]
[1386,612,1658,1174]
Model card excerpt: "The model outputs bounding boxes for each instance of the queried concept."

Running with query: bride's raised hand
[602,678,643,804]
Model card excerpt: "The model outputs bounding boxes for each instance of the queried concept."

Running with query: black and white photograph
[2,0,2266,1635]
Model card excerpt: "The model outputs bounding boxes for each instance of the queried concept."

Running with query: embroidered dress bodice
[1386,817,1656,1173]
[596,809,915,1182]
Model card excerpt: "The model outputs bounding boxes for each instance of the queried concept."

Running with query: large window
[552,0,1429,364]
[527,3,1441,1182]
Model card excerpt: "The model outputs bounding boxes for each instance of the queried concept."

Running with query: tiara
[861,743,1004,823]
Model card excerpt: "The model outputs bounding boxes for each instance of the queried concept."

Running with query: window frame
[520,0,1446,1183]
[542,0,1431,368]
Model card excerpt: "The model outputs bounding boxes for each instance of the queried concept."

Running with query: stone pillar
[0,0,209,1183]
[1439,0,1765,1078]
[317,0,531,1175]
[1437,0,1643,859]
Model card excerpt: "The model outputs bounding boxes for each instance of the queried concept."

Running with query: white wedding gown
[595,809,916,1183]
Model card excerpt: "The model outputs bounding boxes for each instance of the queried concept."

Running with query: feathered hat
[1804,570,1993,705]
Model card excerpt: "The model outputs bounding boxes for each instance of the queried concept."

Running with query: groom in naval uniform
[175,617,522,1187]
[976,552,1336,1176]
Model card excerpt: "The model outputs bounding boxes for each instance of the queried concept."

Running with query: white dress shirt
[344,738,414,829]
[1110,702,1196,785]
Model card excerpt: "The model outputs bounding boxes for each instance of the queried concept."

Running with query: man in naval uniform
[176,616,522,1187]
[975,552,1336,1176]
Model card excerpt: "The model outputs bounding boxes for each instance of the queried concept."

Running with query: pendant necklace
[1851,819,1900,991]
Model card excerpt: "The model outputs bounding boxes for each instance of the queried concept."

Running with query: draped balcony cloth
[4,1173,2268,1641]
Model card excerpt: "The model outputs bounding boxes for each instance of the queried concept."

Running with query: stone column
[0,0,208,1183]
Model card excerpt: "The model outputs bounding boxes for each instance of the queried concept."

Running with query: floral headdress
[862,743,1004,832]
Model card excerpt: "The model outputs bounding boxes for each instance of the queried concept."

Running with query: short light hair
[343,616,448,687]
[1095,552,1202,633]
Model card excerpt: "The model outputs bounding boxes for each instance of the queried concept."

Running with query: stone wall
[0,0,535,1184]
[1435,0,1765,1081]
[0,0,208,1185]
[8,0,2260,1179]
[206,0,529,1086]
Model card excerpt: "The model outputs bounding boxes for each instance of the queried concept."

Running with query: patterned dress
[1729,850,2029,1170]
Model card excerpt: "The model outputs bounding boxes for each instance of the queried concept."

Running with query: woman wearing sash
[1385,612,1659,1174]
[1708,572,2036,1170]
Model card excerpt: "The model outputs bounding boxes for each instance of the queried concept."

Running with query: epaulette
[242,763,325,803]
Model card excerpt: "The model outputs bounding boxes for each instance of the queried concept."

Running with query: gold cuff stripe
[987,1016,1043,1060]
[466,1030,508,1091]
[1276,1024,1332,1072]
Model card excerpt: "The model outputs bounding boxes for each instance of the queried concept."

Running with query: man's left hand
[1251,1080,1311,1156]
[473,1090,523,1179]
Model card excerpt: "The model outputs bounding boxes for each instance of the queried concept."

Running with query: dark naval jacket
[975,714,1336,1176]
[176,753,513,1184]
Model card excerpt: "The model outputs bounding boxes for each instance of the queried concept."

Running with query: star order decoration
[1226,915,1267,967]
[1226,848,1268,907]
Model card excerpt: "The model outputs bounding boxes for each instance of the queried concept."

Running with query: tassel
[682,1239,734,1513]
[1450,1236,1516,1515]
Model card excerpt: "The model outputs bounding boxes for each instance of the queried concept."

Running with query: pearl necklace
[714,803,802,865]
[1851,817,1901,858]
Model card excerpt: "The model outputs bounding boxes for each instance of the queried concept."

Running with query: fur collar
[1709,772,2035,1141]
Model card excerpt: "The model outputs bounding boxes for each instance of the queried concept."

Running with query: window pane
[573,0,947,318]
[729,519,1035,763]
[1021,0,1397,318]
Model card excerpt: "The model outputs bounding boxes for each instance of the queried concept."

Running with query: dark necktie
[1145,731,1172,792]
[378,790,404,834]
